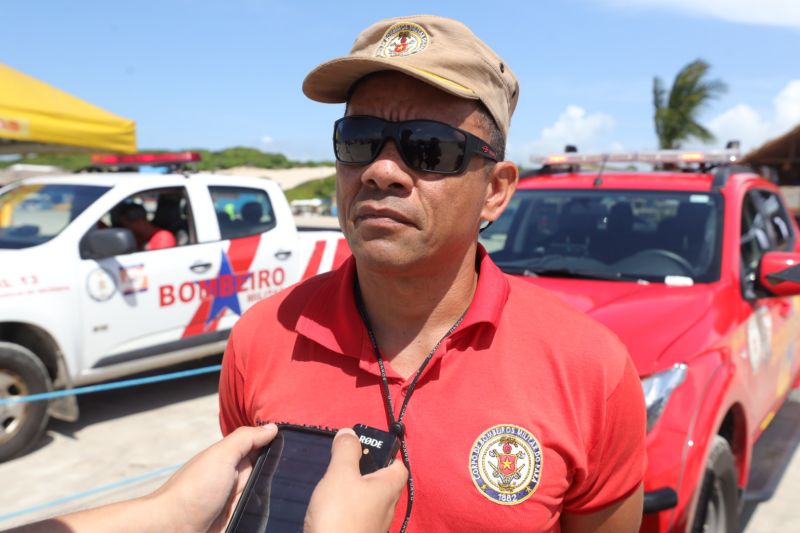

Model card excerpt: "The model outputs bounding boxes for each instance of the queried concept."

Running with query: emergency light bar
[531,148,740,166]
[91,152,202,166]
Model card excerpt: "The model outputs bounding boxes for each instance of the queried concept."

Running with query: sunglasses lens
[399,121,466,173]
[334,117,384,164]
[334,117,473,174]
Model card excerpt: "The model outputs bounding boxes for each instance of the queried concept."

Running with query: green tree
[0,147,333,172]
[653,59,727,149]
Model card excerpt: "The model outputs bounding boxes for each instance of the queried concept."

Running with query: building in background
[743,125,800,213]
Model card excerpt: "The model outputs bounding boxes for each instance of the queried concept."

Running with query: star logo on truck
[203,250,252,326]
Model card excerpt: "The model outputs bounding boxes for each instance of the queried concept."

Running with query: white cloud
[510,105,618,163]
[603,0,800,30]
[509,82,800,163]
[260,135,273,145]
[774,81,800,131]
[708,104,770,149]
[708,80,800,151]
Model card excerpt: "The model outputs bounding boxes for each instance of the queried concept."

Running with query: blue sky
[5,0,799,165]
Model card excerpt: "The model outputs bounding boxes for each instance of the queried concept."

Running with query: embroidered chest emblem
[469,424,543,505]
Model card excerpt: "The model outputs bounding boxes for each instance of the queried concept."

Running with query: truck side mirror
[80,228,138,260]
[759,251,800,297]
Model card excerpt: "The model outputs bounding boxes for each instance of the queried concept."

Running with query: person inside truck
[116,202,177,251]
[151,194,190,246]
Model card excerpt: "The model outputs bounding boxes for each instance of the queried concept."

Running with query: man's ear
[481,161,518,223]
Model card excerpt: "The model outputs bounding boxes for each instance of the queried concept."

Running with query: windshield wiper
[502,266,646,283]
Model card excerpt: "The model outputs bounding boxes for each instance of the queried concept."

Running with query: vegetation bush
[0,147,332,172]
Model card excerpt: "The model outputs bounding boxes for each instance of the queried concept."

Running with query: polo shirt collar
[460,244,510,331]
[295,254,365,358]
[294,245,509,357]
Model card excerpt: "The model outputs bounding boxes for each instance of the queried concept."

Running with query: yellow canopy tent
[0,64,136,154]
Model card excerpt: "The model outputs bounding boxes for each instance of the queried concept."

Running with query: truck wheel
[691,436,739,533]
[0,343,52,462]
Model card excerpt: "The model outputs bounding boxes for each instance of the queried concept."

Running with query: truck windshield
[0,183,109,249]
[480,189,724,283]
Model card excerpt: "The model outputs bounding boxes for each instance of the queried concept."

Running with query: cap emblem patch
[469,424,543,505]
[375,22,428,58]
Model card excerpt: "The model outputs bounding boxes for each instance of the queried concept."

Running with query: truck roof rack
[523,143,749,180]
[530,148,741,167]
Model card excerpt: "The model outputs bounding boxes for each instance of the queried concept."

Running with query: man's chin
[348,239,423,273]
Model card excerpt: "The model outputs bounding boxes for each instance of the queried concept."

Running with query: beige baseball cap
[302,14,519,139]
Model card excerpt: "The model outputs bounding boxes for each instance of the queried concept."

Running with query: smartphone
[225,425,336,533]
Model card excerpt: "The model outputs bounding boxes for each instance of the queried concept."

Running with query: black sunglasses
[333,115,498,175]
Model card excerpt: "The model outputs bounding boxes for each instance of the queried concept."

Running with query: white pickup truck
[0,159,347,460]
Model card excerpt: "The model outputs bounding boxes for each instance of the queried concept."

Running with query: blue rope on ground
[0,463,183,523]
[0,364,222,406]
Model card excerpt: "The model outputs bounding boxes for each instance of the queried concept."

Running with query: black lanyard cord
[355,282,466,533]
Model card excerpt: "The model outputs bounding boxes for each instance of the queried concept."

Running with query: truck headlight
[641,363,687,432]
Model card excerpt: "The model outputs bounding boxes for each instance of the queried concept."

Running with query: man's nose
[360,140,414,191]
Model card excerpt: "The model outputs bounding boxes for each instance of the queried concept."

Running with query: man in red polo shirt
[219,15,646,532]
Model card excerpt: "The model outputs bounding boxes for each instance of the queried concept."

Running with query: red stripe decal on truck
[228,234,261,273]
[301,240,326,281]
[181,235,262,338]
[332,238,351,268]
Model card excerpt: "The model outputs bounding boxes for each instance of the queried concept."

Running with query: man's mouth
[353,206,416,227]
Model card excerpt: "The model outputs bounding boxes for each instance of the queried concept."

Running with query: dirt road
[0,357,222,529]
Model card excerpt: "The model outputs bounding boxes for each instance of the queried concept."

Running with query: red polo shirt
[145,229,176,251]
[219,247,646,532]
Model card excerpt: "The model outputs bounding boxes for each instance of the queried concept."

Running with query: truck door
[739,189,800,425]
[207,185,304,329]
[77,186,221,371]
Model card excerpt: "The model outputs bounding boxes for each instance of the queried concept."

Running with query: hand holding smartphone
[226,424,400,533]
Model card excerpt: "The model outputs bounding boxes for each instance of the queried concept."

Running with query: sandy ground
[746,446,800,532]
[0,357,797,531]
[741,389,800,532]
[0,357,222,529]
[0,167,64,186]
[294,214,340,230]
[216,166,335,190]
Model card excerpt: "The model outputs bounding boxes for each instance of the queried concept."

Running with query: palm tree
[653,59,727,149]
